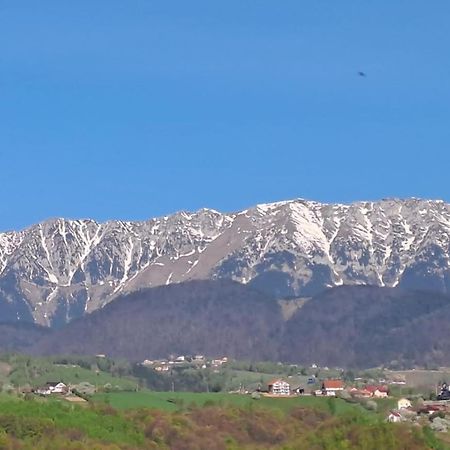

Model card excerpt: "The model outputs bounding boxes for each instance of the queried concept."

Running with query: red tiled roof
[323,380,344,389]
[366,385,388,393]
[426,406,442,412]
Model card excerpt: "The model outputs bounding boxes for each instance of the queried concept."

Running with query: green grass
[373,397,398,415]
[7,359,138,390]
[0,396,145,446]
[93,391,375,417]
[0,393,20,402]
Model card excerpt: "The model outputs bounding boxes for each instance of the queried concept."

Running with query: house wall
[271,382,290,395]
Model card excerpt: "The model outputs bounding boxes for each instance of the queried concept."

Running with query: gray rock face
[1,198,450,326]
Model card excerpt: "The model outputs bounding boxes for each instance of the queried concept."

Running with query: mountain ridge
[2,197,450,325]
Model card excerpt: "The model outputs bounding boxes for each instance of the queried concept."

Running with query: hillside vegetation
[3,281,450,369]
[0,354,138,392]
[0,393,440,449]
[30,280,284,361]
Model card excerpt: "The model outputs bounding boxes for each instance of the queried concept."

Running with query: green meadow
[93,391,373,416]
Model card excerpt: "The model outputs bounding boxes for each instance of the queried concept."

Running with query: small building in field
[322,380,344,396]
[291,386,305,395]
[387,411,402,423]
[268,379,290,396]
[397,398,412,410]
[35,382,68,396]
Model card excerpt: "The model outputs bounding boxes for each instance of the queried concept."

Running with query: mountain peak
[2,197,450,326]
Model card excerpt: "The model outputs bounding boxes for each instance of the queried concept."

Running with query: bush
[429,411,445,421]
[364,400,378,411]
[338,390,352,401]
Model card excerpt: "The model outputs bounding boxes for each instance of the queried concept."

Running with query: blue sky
[1,1,449,230]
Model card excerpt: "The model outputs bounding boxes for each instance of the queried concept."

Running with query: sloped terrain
[10,282,448,369]
[282,285,450,368]
[0,322,51,352]
[30,280,284,361]
[2,198,450,325]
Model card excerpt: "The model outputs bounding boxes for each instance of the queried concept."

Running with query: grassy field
[0,391,436,449]
[224,369,314,391]
[93,391,375,416]
[2,356,138,390]
[10,364,138,390]
[387,369,450,391]
[0,394,145,446]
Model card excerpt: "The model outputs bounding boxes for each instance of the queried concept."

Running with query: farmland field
[93,391,373,415]
[0,391,436,449]
[386,369,450,390]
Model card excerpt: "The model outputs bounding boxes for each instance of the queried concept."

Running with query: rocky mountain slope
[2,197,450,326]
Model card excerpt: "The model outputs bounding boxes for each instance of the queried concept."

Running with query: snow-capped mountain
[1,198,450,326]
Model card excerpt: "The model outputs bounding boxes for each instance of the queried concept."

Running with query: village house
[35,382,68,396]
[268,379,290,396]
[418,404,446,416]
[397,398,412,410]
[211,357,228,367]
[365,385,389,398]
[322,380,344,396]
[387,411,402,423]
[349,387,372,398]
[291,386,305,395]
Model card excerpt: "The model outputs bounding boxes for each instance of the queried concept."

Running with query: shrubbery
[0,394,439,449]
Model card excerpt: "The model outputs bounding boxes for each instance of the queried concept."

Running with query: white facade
[397,398,411,410]
[387,412,402,423]
[373,389,388,398]
[270,380,290,395]
[35,382,67,395]
[52,382,67,394]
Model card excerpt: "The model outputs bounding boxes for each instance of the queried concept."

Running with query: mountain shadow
[30,280,284,361]
[282,285,450,368]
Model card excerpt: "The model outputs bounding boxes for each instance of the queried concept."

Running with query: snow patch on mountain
[2,198,450,325]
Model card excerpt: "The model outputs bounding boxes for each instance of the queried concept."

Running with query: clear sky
[1,1,449,231]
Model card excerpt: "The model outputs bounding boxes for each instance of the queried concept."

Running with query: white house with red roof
[321,379,344,396]
[387,411,402,423]
[268,379,290,395]
[366,385,389,398]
